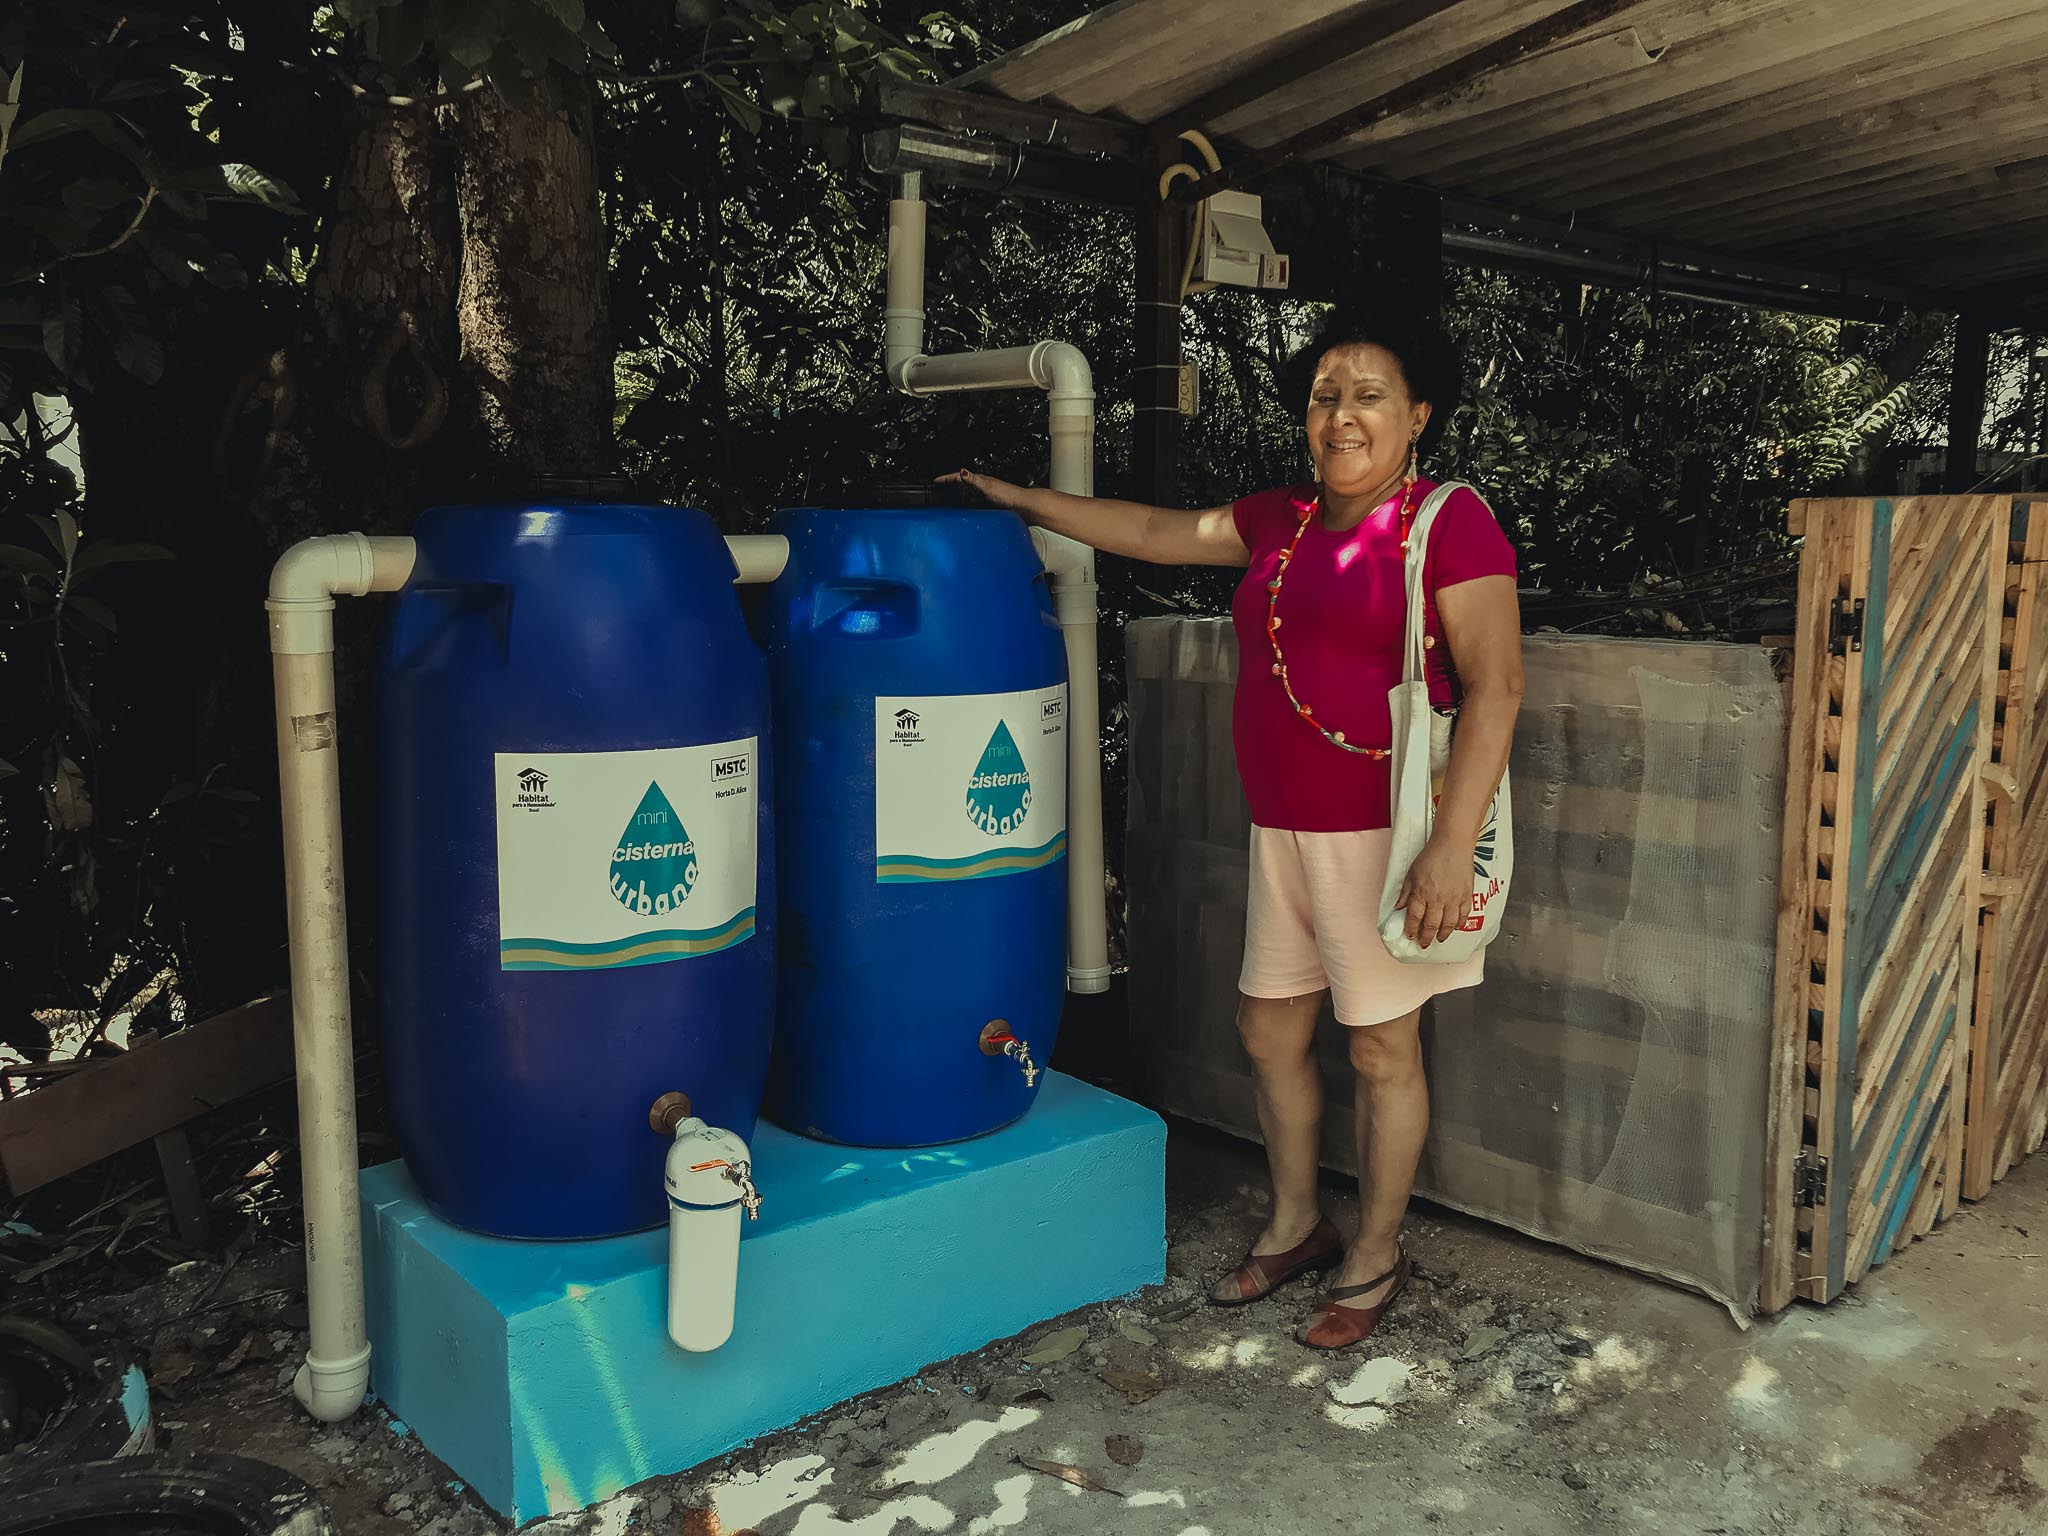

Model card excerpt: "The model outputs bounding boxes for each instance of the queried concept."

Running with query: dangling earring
[1405,432,1420,487]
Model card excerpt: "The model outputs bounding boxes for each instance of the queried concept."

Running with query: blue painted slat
[1850,953,1951,1169]
[1851,704,1979,1004]
[1864,1006,1955,1231]
[1871,1069,1953,1269]
[1828,500,1891,1299]
[1874,601,1983,811]
[1876,529,1964,705]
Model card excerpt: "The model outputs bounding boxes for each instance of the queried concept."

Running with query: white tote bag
[1375,481,1514,965]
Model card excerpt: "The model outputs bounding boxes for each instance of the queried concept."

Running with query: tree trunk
[70,65,616,1009]
[445,80,613,480]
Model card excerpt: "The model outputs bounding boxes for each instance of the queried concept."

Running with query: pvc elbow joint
[268,533,375,607]
[1029,340,1095,408]
[292,1343,372,1424]
[267,535,416,655]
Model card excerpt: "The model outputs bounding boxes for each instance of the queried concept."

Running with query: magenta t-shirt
[1229,479,1517,832]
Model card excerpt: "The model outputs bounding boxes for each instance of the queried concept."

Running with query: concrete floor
[149,1121,2048,1536]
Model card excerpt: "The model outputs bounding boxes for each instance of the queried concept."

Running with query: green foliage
[0,1,307,416]
[0,407,268,1048]
[1425,273,1954,609]
[0,3,322,1047]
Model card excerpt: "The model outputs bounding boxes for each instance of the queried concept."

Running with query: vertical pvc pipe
[267,533,415,1423]
[882,183,1111,994]
[272,649,372,1422]
[1047,400,1111,995]
[884,177,927,389]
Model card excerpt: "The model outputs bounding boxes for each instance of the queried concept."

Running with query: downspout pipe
[885,175,1112,995]
[267,532,416,1424]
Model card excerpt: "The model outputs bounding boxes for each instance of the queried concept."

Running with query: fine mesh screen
[1125,621,1787,1314]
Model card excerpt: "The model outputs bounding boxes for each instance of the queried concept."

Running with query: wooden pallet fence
[1767,497,2006,1308]
[1966,499,2048,1195]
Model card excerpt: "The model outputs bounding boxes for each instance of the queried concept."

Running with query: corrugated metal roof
[963,0,2048,299]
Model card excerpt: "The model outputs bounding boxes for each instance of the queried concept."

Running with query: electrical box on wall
[1191,190,1290,292]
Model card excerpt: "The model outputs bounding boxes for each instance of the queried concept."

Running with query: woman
[942,306,1523,1351]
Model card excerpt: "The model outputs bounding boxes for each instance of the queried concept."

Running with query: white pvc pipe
[724,534,789,585]
[267,533,416,1424]
[886,189,1111,994]
[884,176,927,391]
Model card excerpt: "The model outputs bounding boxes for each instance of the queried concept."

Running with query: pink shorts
[1239,824,1485,1027]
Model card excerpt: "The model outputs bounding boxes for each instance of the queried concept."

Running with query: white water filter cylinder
[663,1117,758,1352]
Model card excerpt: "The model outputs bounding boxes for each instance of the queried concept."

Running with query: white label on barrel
[494,740,758,970]
[874,687,1067,883]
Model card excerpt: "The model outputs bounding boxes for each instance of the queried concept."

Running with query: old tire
[0,1318,150,1472]
[0,1455,335,1535]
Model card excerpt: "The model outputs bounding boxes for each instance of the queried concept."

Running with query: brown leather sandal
[1295,1247,1411,1350]
[1209,1214,1342,1307]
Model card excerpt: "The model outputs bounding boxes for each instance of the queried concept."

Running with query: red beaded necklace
[1263,472,1421,758]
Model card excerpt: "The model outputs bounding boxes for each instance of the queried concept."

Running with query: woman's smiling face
[1306,343,1431,502]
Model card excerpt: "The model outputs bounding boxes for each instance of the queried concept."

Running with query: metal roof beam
[875,79,1144,162]
[1440,230,1909,323]
[1698,169,2048,255]
[1433,191,1952,311]
[1553,73,2048,229]
[1170,0,1649,204]
[1153,0,1470,142]
[1365,1,2004,188]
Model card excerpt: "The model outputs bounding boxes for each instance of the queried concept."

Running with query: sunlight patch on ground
[711,1455,834,1530]
[789,1494,955,1534]
[881,1407,1040,1489]
[717,1409,1045,1534]
[965,1474,1033,1534]
[1329,1357,1412,1407]
[1128,1489,1187,1509]
[1724,1356,1792,1434]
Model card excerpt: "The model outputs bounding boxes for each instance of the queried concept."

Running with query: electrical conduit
[883,175,1111,994]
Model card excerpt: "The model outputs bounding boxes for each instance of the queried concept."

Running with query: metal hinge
[1795,1149,1830,1208]
[1828,596,1865,655]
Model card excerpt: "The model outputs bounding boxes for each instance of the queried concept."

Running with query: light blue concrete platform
[360,1072,1165,1524]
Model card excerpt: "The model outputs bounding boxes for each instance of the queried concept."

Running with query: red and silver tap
[979,1020,1040,1088]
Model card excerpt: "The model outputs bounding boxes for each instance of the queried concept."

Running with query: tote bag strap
[1400,480,1468,687]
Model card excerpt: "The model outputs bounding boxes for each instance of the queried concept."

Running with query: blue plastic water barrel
[751,503,1068,1146]
[374,497,774,1238]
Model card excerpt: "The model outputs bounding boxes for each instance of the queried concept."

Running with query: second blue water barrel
[375,493,774,1238]
[753,502,1067,1145]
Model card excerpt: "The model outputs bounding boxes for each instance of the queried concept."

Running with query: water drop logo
[609,781,700,918]
[964,720,1033,838]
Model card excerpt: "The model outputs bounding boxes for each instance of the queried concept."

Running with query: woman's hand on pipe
[937,468,1034,514]
[1394,834,1476,950]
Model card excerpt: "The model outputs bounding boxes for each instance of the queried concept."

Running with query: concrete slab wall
[1125,621,1789,1314]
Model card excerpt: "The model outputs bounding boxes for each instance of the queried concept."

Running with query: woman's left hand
[1395,835,1476,949]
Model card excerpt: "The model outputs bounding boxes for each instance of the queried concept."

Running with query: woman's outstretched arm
[938,470,1249,567]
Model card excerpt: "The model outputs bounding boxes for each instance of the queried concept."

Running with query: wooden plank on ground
[153,1126,210,1247]
[0,993,292,1195]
